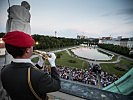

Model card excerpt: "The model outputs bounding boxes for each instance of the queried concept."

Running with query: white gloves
[47,53,56,67]
[37,54,44,67]
[31,52,56,68]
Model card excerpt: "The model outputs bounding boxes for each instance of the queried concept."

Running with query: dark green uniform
[1,62,61,100]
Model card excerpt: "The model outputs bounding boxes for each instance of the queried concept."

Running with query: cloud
[101,7,133,25]
[117,8,133,24]
[116,8,133,16]
[102,8,133,17]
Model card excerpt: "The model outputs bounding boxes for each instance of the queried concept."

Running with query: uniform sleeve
[38,67,61,93]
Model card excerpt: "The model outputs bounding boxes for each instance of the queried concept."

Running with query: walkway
[89,55,121,64]
[48,92,85,100]
[97,47,133,62]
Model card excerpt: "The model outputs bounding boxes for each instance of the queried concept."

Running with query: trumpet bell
[33,50,49,60]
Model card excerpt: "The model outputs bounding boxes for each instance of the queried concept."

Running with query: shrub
[68,59,76,63]
[56,53,62,58]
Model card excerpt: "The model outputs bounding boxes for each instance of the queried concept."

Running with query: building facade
[99,37,133,49]
[0,38,5,56]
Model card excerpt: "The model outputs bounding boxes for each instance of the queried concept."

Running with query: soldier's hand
[37,54,44,68]
[47,53,56,67]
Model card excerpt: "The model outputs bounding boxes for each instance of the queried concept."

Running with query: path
[48,92,85,100]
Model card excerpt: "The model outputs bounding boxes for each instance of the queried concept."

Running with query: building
[0,38,5,56]
[99,36,120,45]
[99,37,133,49]
[77,35,88,39]
[120,38,129,47]
[101,37,112,40]
[127,37,133,50]
[117,36,122,41]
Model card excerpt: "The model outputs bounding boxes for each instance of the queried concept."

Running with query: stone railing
[60,79,133,100]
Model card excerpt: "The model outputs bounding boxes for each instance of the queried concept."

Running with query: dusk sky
[0,0,133,38]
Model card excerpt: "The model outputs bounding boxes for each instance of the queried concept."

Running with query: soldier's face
[29,46,33,57]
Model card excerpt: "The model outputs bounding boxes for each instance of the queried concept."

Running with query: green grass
[119,58,133,69]
[111,55,118,62]
[31,57,39,63]
[100,63,125,77]
[55,51,88,69]
[100,58,133,77]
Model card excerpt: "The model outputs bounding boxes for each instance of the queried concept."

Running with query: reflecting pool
[71,47,113,60]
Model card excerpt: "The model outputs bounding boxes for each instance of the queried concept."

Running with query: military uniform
[1,31,60,100]
[1,61,60,100]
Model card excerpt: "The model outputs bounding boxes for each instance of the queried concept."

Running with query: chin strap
[28,67,42,100]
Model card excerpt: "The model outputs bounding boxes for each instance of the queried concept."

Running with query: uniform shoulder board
[32,66,39,70]
[1,65,6,71]
[32,66,45,71]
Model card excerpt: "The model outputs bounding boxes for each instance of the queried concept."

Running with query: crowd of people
[100,71,119,87]
[57,64,119,87]
[92,64,119,87]
[57,65,98,86]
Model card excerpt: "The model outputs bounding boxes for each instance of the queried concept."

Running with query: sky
[0,0,133,38]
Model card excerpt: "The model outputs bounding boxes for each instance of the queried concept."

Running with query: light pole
[35,41,39,45]
[35,41,39,50]
[55,31,57,37]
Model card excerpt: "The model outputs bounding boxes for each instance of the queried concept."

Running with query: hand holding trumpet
[38,52,56,67]
[32,50,56,70]
[47,53,56,67]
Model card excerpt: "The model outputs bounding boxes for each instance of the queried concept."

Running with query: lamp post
[35,41,39,50]
[36,41,39,45]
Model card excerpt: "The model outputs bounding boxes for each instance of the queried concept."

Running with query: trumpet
[32,50,52,72]
[33,50,49,60]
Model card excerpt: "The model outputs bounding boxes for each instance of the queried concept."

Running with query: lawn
[55,51,89,69]
[100,57,133,77]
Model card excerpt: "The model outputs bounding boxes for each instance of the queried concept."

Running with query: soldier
[1,31,61,100]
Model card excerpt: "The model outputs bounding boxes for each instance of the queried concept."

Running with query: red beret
[2,31,35,48]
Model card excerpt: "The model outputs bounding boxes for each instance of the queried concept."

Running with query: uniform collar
[12,58,35,66]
